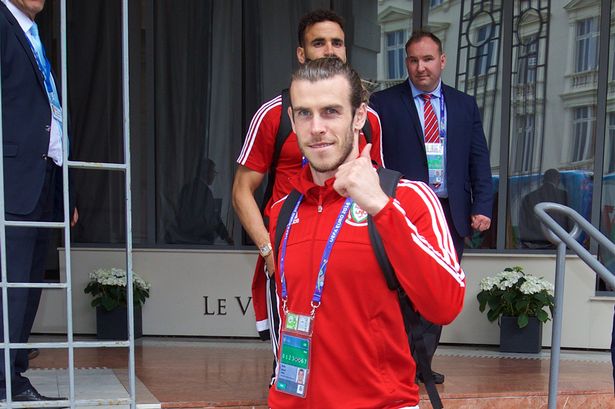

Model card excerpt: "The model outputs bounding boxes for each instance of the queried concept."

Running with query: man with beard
[266,57,464,407]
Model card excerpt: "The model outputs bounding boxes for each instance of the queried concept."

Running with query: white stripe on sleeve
[237,95,282,164]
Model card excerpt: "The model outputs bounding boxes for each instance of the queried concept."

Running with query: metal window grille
[0,0,136,407]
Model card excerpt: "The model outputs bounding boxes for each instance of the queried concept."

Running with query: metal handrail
[533,202,615,409]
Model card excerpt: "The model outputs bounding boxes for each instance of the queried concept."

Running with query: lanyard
[27,40,54,95]
[438,93,447,139]
[26,36,60,109]
[279,196,353,313]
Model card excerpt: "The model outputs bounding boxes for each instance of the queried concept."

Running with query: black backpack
[260,88,373,217]
[273,167,443,408]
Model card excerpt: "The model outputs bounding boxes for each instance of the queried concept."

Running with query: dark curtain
[155,0,239,245]
[66,0,125,244]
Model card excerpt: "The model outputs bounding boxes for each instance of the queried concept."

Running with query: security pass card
[276,331,311,398]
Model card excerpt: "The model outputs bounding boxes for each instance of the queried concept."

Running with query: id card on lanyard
[426,95,446,188]
[426,142,444,186]
[275,196,353,398]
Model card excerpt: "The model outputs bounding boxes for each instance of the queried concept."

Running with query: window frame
[571,106,596,163]
[385,29,408,80]
[575,17,599,73]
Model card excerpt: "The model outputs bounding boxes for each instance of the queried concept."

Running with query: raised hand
[333,144,390,215]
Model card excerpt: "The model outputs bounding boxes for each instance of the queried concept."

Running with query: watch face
[260,243,272,256]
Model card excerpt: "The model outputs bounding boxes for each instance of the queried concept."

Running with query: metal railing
[0,0,135,407]
[533,202,615,409]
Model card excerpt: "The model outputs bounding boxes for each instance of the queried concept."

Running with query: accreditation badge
[284,311,313,336]
[50,102,63,142]
[276,331,311,398]
[425,142,444,187]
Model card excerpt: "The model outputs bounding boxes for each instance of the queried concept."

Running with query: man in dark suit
[370,30,493,384]
[1,0,77,403]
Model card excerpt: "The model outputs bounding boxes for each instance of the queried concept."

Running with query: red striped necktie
[421,93,440,144]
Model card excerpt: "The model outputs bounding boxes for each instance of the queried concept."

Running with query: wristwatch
[259,242,272,258]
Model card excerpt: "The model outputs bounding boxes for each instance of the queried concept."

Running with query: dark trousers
[0,161,58,398]
[411,198,465,371]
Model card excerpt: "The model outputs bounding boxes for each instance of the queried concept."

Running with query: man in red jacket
[266,57,465,407]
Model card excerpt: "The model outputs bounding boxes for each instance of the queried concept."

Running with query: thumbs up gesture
[333,144,390,215]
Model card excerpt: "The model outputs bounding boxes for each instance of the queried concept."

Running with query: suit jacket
[0,2,70,216]
[370,80,493,238]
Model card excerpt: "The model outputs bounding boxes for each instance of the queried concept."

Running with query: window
[576,17,598,72]
[611,34,615,80]
[430,0,443,8]
[514,114,535,172]
[517,36,537,84]
[608,113,615,173]
[386,30,407,80]
[474,24,498,76]
[571,106,595,162]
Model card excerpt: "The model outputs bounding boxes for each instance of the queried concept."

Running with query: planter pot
[499,315,542,353]
[96,306,142,340]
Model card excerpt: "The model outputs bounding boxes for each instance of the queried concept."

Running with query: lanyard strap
[438,93,446,139]
[279,196,353,309]
[26,36,60,107]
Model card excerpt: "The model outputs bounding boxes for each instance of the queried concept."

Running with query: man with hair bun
[266,57,465,407]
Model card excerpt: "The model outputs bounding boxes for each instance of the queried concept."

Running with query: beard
[301,127,355,174]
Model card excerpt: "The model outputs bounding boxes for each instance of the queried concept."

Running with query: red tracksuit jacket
[238,96,383,338]
[267,165,465,408]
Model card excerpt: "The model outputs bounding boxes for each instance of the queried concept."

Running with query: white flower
[520,276,542,295]
[479,276,499,291]
[540,279,554,294]
[495,270,522,289]
[89,268,150,290]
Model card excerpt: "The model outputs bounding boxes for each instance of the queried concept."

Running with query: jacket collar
[408,78,443,100]
[3,0,34,33]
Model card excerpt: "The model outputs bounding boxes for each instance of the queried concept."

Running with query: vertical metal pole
[497,0,514,251]
[121,0,137,407]
[0,16,13,406]
[59,0,76,406]
[547,240,567,409]
[589,0,612,255]
[413,0,423,30]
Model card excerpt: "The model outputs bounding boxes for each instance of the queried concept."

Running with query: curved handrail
[533,202,615,409]
[534,202,615,288]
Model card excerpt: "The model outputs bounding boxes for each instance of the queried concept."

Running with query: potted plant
[477,266,555,353]
[84,268,151,340]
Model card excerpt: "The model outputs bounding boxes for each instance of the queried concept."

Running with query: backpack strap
[367,168,401,290]
[367,167,444,409]
[362,119,372,144]
[260,88,293,219]
[274,189,302,265]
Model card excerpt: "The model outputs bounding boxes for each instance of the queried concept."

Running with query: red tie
[421,94,440,143]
